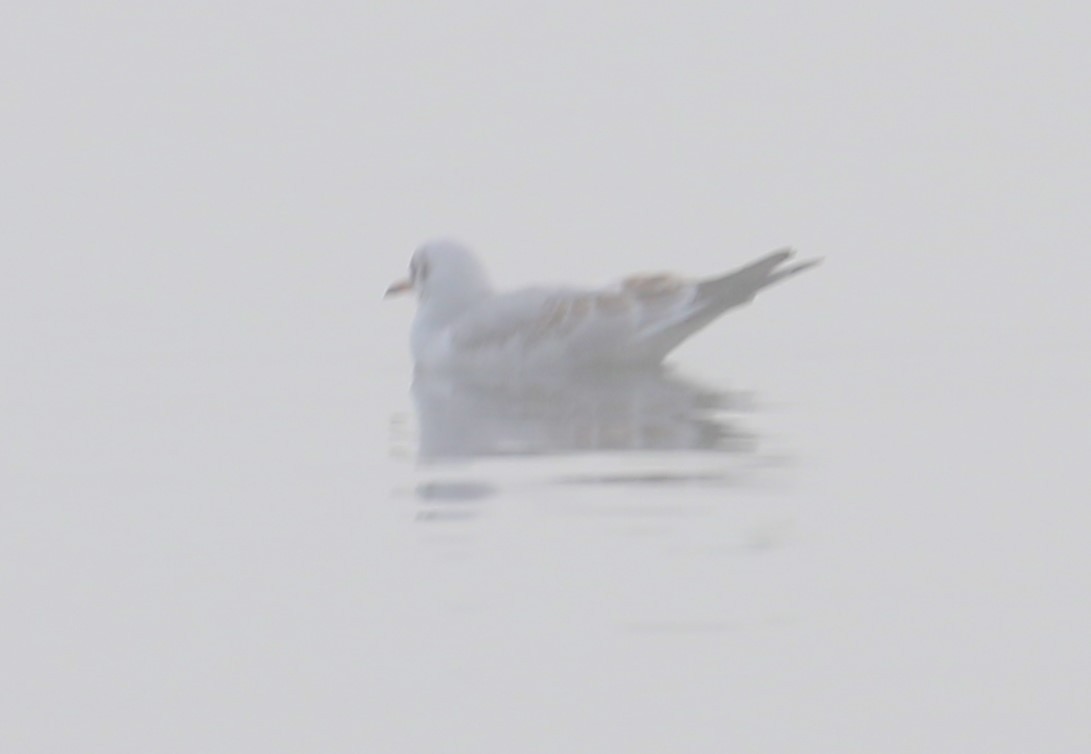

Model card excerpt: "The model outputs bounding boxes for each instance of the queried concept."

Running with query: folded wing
[449,248,819,366]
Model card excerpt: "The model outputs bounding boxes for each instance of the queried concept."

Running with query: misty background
[3,3,1089,752]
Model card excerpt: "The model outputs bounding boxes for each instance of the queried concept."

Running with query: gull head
[385,239,493,314]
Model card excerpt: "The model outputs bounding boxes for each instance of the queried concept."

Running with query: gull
[385,240,820,371]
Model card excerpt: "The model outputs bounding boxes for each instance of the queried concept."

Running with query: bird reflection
[410,366,756,463]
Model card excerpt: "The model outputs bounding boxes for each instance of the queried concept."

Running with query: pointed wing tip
[777,257,823,280]
[774,249,823,272]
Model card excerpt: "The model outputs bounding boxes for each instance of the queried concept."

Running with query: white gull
[385,240,819,372]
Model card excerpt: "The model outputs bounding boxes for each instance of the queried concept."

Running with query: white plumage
[386,240,820,371]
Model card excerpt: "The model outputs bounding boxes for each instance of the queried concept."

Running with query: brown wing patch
[622,273,686,303]
[457,289,642,352]
[569,295,592,321]
[525,295,594,343]
[593,291,634,314]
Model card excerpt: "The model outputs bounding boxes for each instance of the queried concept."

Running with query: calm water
[7,326,1087,752]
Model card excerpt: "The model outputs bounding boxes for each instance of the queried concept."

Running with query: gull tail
[645,248,821,361]
[696,248,821,305]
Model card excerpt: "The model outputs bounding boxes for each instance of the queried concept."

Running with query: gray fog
[4,2,1089,752]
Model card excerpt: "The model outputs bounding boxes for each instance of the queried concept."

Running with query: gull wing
[448,249,819,365]
[632,248,821,359]
[449,286,638,356]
